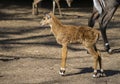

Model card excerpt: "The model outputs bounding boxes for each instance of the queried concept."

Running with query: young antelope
[40,12,106,77]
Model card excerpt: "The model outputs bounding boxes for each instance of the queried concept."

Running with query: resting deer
[32,0,73,16]
[40,12,105,77]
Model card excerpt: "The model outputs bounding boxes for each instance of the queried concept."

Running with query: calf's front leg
[59,44,68,76]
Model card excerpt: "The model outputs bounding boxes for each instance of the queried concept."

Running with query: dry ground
[0,2,120,84]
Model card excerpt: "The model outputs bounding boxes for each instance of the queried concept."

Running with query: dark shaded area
[65,67,120,77]
[105,70,120,77]
[0,0,93,8]
[65,67,93,76]
[0,57,20,62]
[0,11,33,20]
[112,48,120,54]
[0,0,33,7]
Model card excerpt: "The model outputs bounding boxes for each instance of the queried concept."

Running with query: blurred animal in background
[32,0,73,16]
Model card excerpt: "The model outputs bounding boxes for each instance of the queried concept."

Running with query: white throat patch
[50,24,52,28]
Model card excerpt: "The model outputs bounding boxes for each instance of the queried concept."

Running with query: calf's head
[40,14,52,26]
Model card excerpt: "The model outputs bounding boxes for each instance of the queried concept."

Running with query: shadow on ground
[65,67,120,77]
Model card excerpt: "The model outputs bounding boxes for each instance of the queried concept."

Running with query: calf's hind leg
[87,46,105,77]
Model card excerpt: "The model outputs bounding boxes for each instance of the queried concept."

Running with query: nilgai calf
[40,12,105,77]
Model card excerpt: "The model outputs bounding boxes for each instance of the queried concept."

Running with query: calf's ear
[46,14,51,19]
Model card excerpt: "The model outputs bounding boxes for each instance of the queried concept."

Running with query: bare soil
[0,2,120,84]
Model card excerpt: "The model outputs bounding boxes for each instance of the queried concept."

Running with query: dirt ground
[0,2,120,84]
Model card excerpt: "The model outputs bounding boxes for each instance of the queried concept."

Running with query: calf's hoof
[59,68,65,76]
[93,72,98,78]
[99,71,106,77]
[93,70,106,78]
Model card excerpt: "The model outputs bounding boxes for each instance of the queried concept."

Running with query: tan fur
[40,12,103,76]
